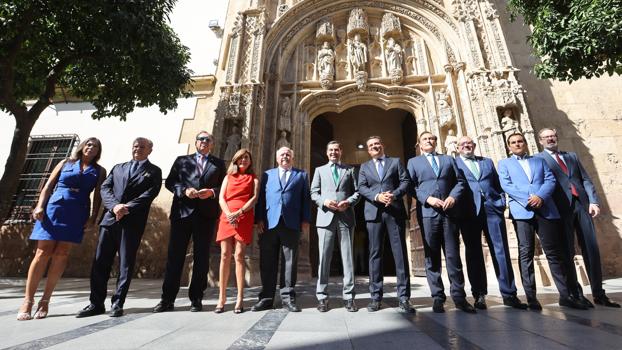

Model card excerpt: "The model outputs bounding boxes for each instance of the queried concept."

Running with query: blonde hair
[227,148,254,175]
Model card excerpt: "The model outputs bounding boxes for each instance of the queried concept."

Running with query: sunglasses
[196,136,211,142]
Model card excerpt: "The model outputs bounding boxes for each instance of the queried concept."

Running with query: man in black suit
[153,131,226,313]
[536,128,619,308]
[78,137,162,318]
[407,132,475,314]
[358,136,414,313]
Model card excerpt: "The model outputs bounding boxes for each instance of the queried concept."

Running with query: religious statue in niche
[444,129,458,157]
[223,126,242,161]
[276,130,291,148]
[385,37,403,84]
[499,106,521,142]
[436,88,454,126]
[278,96,292,132]
[317,42,335,89]
[349,34,367,72]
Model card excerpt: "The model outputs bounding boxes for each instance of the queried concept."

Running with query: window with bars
[6,134,79,223]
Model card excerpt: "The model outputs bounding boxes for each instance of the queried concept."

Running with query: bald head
[457,136,476,157]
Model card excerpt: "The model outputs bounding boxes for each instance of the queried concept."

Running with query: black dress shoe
[527,298,542,311]
[153,301,174,313]
[432,299,445,313]
[282,301,301,312]
[190,299,203,312]
[251,299,273,312]
[76,304,105,318]
[576,295,594,308]
[502,295,528,310]
[474,295,487,310]
[594,295,621,308]
[317,299,328,312]
[398,299,416,314]
[344,299,358,312]
[367,300,381,312]
[559,296,588,310]
[455,300,476,314]
[110,303,123,317]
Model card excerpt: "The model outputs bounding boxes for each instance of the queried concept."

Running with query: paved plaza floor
[2,276,622,349]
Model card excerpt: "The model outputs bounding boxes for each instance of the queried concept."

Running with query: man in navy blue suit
[78,137,162,318]
[536,128,619,308]
[252,146,310,312]
[154,131,226,313]
[498,132,586,310]
[455,136,527,310]
[408,132,474,314]
[358,136,414,313]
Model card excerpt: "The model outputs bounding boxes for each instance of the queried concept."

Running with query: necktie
[197,154,205,175]
[555,152,579,197]
[467,158,480,179]
[428,153,439,176]
[331,163,339,185]
[376,158,384,179]
[280,169,288,188]
[130,161,139,177]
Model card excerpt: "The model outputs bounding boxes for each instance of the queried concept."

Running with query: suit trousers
[513,216,569,299]
[161,212,216,302]
[459,207,518,298]
[366,212,410,302]
[258,219,300,303]
[316,216,355,301]
[561,197,605,297]
[421,214,466,302]
[89,223,144,307]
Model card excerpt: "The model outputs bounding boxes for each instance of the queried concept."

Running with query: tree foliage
[0,0,192,220]
[508,0,622,82]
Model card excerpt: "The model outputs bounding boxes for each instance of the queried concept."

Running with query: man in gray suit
[536,128,619,308]
[310,141,360,312]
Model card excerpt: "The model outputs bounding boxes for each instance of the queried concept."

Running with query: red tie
[555,153,579,197]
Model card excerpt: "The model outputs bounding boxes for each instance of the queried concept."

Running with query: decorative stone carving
[349,33,367,72]
[444,129,458,157]
[380,13,402,39]
[385,37,403,84]
[224,126,242,161]
[277,4,289,18]
[436,88,454,126]
[317,42,335,89]
[355,71,368,91]
[347,8,368,36]
[279,96,292,132]
[276,130,291,148]
[316,18,335,44]
[499,106,521,142]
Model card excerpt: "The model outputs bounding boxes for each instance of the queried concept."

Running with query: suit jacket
[358,156,410,221]
[166,154,226,220]
[407,154,466,218]
[100,160,162,229]
[310,162,360,228]
[535,151,599,208]
[497,156,559,220]
[256,167,311,231]
[455,156,506,216]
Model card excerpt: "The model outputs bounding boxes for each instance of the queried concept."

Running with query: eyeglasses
[196,136,211,142]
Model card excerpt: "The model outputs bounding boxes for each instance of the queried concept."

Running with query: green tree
[508,0,622,82]
[0,0,192,220]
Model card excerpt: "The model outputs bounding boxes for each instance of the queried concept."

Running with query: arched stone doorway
[309,105,423,277]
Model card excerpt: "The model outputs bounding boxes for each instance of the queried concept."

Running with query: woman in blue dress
[17,137,106,320]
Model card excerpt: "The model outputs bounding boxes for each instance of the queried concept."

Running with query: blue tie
[130,161,139,177]
[428,154,439,176]
[280,169,288,188]
[376,158,384,179]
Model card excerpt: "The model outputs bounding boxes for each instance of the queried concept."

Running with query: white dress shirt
[513,154,532,182]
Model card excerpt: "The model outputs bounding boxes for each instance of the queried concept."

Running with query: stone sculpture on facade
[347,8,368,34]
[276,130,291,148]
[499,107,521,142]
[444,129,458,157]
[317,42,335,89]
[436,88,454,126]
[349,34,368,91]
[385,37,404,84]
[224,126,242,161]
[279,96,292,132]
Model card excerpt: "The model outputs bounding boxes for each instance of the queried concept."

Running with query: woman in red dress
[215,149,259,313]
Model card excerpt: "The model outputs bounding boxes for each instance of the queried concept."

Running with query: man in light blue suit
[498,133,586,310]
[408,131,474,314]
[455,136,526,310]
[252,147,311,312]
[536,128,619,308]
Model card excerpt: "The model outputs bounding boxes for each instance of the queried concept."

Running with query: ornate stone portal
[212,0,543,283]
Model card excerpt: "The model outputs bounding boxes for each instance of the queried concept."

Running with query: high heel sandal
[234,301,244,314]
[214,305,225,314]
[34,299,49,319]
[17,299,34,321]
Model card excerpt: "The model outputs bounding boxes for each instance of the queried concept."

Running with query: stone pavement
[2,276,622,350]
